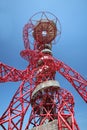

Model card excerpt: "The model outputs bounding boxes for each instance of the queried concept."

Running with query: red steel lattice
[0,12,87,130]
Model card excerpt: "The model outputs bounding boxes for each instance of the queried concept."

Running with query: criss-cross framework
[0,12,87,130]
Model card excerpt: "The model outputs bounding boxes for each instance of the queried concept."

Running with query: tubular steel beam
[0,81,32,130]
[0,62,24,82]
[55,58,87,103]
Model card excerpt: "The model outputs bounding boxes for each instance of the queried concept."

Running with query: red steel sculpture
[0,12,87,130]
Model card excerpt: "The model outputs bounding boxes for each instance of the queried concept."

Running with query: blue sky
[0,0,87,129]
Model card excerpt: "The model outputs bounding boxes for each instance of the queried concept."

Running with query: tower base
[30,120,58,130]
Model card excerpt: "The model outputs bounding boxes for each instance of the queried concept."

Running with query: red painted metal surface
[0,12,87,130]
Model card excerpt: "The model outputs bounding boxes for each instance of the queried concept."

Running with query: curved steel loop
[23,22,34,49]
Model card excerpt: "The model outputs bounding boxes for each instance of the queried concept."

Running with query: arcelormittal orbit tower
[0,12,87,130]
